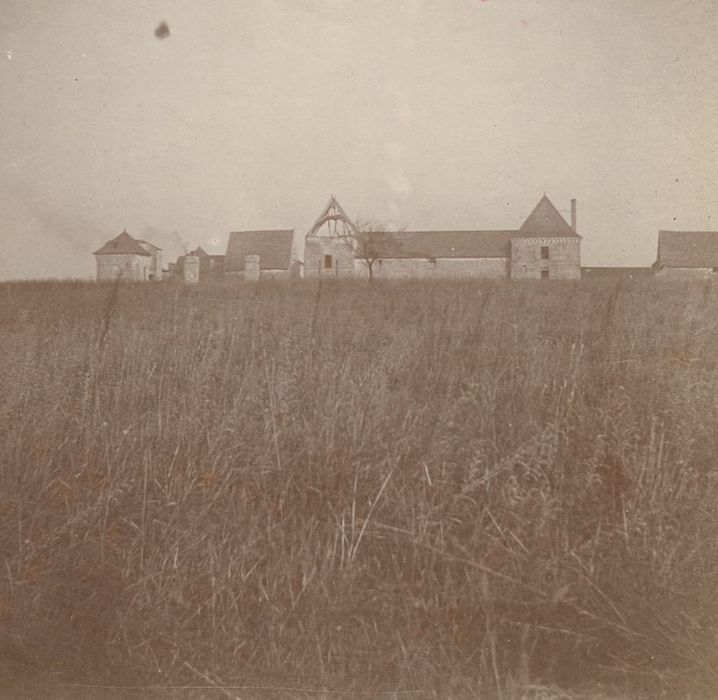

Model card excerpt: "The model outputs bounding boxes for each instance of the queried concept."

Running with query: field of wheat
[0,277,716,699]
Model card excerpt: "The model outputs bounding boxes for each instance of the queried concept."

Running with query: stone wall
[358,257,509,279]
[655,267,716,279]
[259,269,292,280]
[510,238,581,280]
[183,255,200,284]
[149,250,163,280]
[96,254,152,282]
[244,255,260,282]
[137,243,163,280]
[304,236,357,278]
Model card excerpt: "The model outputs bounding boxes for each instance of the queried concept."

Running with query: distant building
[304,195,581,280]
[93,230,162,281]
[224,229,299,278]
[654,230,718,278]
[170,247,225,277]
[304,197,360,277]
[189,246,225,274]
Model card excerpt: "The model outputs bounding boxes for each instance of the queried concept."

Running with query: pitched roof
[362,230,514,259]
[189,246,209,257]
[93,230,151,256]
[307,196,357,237]
[657,230,718,268]
[136,240,162,251]
[517,195,580,238]
[224,230,295,271]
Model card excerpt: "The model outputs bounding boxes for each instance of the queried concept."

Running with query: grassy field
[0,276,716,699]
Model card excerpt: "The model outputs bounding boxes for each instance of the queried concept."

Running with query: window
[324,254,333,269]
[541,269,550,280]
[541,246,550,260]
[427,257,437,268]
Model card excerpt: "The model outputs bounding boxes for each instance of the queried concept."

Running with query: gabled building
[93,230,162,281]
[224,229,299,278]
[171,246,225,277]
[654,231,718,278]
[304,196,359,277]
[188,246,225,273]
[303,195,582,280]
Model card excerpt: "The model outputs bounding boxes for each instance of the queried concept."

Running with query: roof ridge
[307,196,357,236]
[93,230,153,256]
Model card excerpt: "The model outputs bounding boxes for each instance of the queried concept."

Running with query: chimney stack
[570,198,577,232]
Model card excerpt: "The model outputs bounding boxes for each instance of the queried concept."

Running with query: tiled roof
[93,231,152,256]
[517,195,580,238]
[363,230,514,259]
[225,230,294,271]
[354,196,579,259]
[657,230,718,268]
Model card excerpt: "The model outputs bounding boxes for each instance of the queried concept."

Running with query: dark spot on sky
[155,22,170,39]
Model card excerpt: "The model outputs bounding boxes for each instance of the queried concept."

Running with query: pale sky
[2,0,717,279]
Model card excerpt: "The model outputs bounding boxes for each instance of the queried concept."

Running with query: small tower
[510,196,582,280]
[244,255,260,282]
[183,254,200,284]
[93,230,156,281]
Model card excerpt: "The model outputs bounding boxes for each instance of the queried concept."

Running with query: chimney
[570,198,577,232]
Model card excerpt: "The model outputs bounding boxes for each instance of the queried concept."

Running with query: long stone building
[304,195,581,280]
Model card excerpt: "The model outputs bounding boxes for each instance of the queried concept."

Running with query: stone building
[93,230,162,281]
[170,246,225,278]
[224,229,299,279]
[654,231,718,278]
[303,195,581,280]
[509,196,581,280]
[304,196,360,277]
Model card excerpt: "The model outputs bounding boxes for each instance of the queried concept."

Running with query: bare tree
[343,218,403,282]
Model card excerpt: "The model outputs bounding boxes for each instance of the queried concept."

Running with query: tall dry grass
[0,276,716,699]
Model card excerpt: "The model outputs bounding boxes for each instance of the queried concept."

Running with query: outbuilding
[654,231,718,278]
[93,230,162,281]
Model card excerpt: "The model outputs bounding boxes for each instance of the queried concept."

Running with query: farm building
[654,231,718,278]
[304,197,361,277]
[224,229,299,279]
[93,230,162,281]
[304,195,581,280]
[170,247,225,277]
[187,246,225,274]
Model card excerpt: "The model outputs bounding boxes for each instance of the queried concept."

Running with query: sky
[1,0,718,279]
